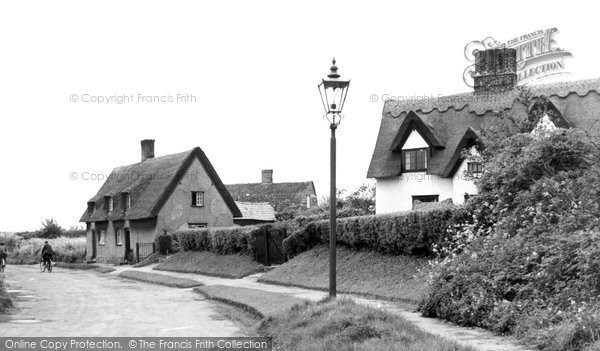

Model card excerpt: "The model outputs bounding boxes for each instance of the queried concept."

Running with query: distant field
[259,245,429,304]
[154,251,263,279]
[7,237,86,264]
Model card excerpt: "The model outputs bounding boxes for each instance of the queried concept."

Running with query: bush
[38,219,63,239]
[175,226,263,255]
[420,126,600,350]
[283,205,467,258]
[155,234,172,255]
[62,229,86,238]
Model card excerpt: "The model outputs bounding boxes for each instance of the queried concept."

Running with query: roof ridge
[384,77,600,117]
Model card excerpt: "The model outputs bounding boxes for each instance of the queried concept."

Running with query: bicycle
[39,256,52,273]
[0,258,5,273]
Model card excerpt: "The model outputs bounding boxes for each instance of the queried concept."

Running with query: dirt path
[0,265,251,337]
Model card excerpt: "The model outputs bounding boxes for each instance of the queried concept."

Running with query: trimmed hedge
[283,206,467,258]
[176,226,263,255]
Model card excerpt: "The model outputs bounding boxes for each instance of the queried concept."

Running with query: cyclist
[41,241,55,268]
[0,245,7,272]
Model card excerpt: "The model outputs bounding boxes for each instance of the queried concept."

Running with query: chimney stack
[473,48,517,93]
[261,169,273,184]
[141,139,155,162]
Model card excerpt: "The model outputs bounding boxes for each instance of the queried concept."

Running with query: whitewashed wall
[375,133,479,213]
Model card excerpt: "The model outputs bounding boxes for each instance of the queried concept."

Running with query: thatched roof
[235,202,276,221]
[368,78,600,178]
[226,182,316,213]
[80,147,241,222]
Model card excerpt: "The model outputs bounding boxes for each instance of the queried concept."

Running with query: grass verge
[119,270,203,288]
[133,252,164,268]
[260,298,474,351]
[194,285,304,318]
[0,277,13,313]
[54,262,116,273]
[154,251,263,279]
[258,245,429,304]
[6,252,38,265]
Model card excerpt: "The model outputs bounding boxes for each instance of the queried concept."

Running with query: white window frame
[99,230,106,245]
[115,229,123,246]
[188,223,207,229]
[107,198,114,212]
[124,194,131,211]
[192,191,204,207]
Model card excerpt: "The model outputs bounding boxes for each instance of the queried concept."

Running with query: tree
[38,218,63,239]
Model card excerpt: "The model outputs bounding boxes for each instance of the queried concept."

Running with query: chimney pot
[261,169,273,184]
[473,48,517,93]
[141,139,155,162]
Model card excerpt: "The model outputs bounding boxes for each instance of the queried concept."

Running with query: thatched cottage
[80,140,242,264]
[368,48,600,213]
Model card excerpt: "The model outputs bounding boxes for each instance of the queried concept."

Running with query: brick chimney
[261,169,273,184]
[141,139,155,162]
[473,48,517,93]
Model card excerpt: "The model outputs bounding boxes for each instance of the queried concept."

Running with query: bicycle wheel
[40,261,46,272]
[47,263,52,273]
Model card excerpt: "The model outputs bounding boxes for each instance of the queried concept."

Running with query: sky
[1,0,599,232]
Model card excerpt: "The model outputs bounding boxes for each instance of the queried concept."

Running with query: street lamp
[318,58,350,298]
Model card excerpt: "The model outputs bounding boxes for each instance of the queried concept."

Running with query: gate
[136,242,156,263]
[254,227,287,266]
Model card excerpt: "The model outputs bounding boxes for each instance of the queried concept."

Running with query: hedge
[176,226,264,255]
[283,206,467,258]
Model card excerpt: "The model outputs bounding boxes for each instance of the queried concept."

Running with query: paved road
[0,265,249,337]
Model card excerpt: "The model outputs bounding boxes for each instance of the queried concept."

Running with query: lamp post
[318,58,350,298]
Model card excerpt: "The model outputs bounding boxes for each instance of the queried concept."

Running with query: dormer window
[402,148,428,172]
[122,193,131,211]
[105,197,113,212]
[87,202,95,214]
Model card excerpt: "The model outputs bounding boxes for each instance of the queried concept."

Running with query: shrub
[155,234,172,255]
[420,125,600,350]
[62,229,86,238]
[283,205,466,258]
[38,219,63,239]
[175,226,262,255]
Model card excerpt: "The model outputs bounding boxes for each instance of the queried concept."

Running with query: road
[0,265,250,337]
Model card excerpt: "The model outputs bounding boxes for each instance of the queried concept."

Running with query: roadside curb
[193,287,264,318]
[53,263,116,274]
[257,277,418,307]
[118,270,203,288]
[193,285,306,319]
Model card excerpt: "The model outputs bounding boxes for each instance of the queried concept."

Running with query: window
[87,202,95,214]
[105,197,113,212]
[412,195,439,209]
[467,162,483,174]
[464,193,476,202]
[99,230,106,245]
[402,148,428,172]
[306,195,311,209]
[115,229,123,246]
[191,191,204,207]
[188,223,207,229]
[123,193,131,211]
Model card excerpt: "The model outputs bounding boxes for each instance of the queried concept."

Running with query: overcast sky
[1,0,599,232]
